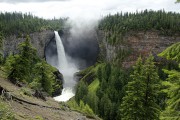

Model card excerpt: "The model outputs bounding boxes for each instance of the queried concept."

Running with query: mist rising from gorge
[45,18,99,70]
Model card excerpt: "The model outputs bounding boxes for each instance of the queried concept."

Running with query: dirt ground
[0,78,96,120]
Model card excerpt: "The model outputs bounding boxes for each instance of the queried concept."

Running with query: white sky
[0,0,179,20]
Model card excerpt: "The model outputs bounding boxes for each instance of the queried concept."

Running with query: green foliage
[0,53,3,65]
[76,63,129,120]
[86,92,99,114]
[0,99,15,120]
[34,116,44,120]
[159,42,180,62]
[159,42,180,119]
[99,10,180,44]
[97,67,102,81]
[115,48,131,65]
[0,12,66,36]
[143,55,161,119]
[121,55,161,120]
[4,54,19,81]
[33,60,56,94]
[121,57,145,120]
[161,69,180,119]
[4,37,59,95]
[0,31,4,49]
[20,87,32,96]
[75,80,88,104]
[88,79,99,93]
[67,99,95,116]
[5,36,38,83]
[99,94,112,120]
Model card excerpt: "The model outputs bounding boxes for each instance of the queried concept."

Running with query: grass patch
[67,98,96,117]
[20,87,32,97]
[78,63,105,84]
[88,78,99,93]
[0,98,15,120]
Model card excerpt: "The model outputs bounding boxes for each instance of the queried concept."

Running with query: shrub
[0,99,15,120]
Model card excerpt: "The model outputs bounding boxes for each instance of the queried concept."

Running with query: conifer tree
[97,67,102,81]
[33,60,55,95]
[121,55,160,120]
[75,80,88,104]
[99,93,112,120]
[143,55,160,120]
[0,32,4,64]
[18,35,38,82]
[5,36,38,83]
[121,57,145,120]
[159,42,180,119]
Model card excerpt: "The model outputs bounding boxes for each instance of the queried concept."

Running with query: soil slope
[0,77,96,120]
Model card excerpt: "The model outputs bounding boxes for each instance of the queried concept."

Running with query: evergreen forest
[0,10,179,120]
[68,10,180,120]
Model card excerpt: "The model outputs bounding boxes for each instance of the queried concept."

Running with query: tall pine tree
[121,55,160,120]
[120,57,145,120]
[6,35,38,83]
[143,55,160,120]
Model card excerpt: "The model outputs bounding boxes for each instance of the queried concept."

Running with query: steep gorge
[97,30,180,68]
[3,29,180,70]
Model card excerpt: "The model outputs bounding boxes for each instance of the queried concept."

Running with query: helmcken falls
[53,31,78,102]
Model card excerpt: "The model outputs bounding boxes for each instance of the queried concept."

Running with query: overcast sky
[0,0,179,20]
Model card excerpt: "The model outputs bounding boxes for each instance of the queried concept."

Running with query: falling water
[53,31,78,102]
[54,31,67,70]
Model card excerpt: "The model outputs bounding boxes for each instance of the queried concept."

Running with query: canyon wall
[3,30,54,58]
[97,30,180,68]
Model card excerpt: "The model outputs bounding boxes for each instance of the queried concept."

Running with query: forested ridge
[68,10,180,120]
[0,10,179,120]
[71,42,180,120]
[0,12,64,100]
[99,10,180,44]
[0,12,66,37]
[3,36,62,95]
[0,12,65,119]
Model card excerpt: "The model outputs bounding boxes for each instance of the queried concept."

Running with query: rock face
[3,30,54,58]
[97,30,180,68]
[46,29,99,69]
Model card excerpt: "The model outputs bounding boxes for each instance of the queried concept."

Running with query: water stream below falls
[53,31,79,102]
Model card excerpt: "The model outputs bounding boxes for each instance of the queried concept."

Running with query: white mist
[53,31,78,102]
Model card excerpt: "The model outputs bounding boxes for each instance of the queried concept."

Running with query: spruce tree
[75,80,88,104]
[5,35,38,83]
[159,42,180,119]
[99,93,112,120]
[33,60,55,95]
[121,55,160,120]
[143,55,160,120]
[18,35,38,82]
[121,57,145,120]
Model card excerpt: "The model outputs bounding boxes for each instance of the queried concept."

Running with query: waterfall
[54,31,67,70]
[53,31,78,102]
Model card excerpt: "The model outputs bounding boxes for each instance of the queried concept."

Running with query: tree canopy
[121,55,160,120]
[4,36,60,95]
[0,12,66,37]
[99,10,180,45]
[159,42,180,119]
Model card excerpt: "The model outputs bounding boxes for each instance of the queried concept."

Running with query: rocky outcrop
[97,30,180,68]
[52,71,63,97]
[3,30,54,58]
